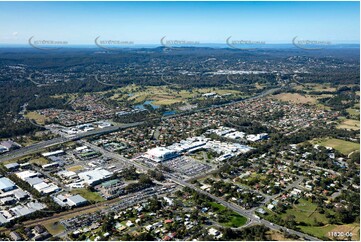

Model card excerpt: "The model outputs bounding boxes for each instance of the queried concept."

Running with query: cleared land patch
[67,165,83,172]
[71,188,104,202]
[30,157,49,166]
[43,221,65,235]
[272,93,317,104]
[25,111,48,125]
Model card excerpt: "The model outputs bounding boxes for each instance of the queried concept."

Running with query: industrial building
[54,194,88,207]
[0,177,17,192]
[78,168,112,186]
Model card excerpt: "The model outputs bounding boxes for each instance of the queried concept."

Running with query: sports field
[311,138,360,155]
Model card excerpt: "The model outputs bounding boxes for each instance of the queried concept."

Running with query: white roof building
[33,182,59,194]
[78,168,112,186]
[41,150,64,157]
[16,170,39,180]
[146,147,178,162]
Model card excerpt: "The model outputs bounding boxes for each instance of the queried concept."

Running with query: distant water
[0,43,359,49]
[134,100,159,110]
[163,111,176,116]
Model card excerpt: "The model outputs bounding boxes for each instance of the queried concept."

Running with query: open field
[329,223,360,241]
[71,188,104,202]
[280,199,329,225]
[337,119,360,130]
[299,223,359,240]
[223,212,248,227]
[293,83,337,93]
[207,201,247,227]
[346,108,360,119]
[262,200,359,240]
[29,157,49,166]
[266,230,293,241]
[299,224,337,240]
[25,111,47,125]
[108,85,242,106]
[67,165,83,172]
[43,221,66,235]
[272,93,317,104]
[311,138,360,155]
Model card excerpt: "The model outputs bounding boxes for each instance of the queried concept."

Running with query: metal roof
[0,177,16,191]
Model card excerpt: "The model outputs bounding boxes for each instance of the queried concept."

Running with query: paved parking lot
[163,156,212,177]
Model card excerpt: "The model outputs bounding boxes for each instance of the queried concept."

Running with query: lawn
[71,188,104,202]
[208,201,226,211]
[222,212,247,227]
[337,119,360,130]
[311,138,360,155]
[207,202,247,227]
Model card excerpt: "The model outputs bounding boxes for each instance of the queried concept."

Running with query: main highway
[0,123,141,163]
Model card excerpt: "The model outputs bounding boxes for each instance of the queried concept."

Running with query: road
[81,140,319,241]
[165,173,319,241]
[1,82,284,164]
[0,82,321,239]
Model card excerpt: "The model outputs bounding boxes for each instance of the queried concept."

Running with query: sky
[0,1,359,45]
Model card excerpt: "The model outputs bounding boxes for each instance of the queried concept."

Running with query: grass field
[280,199,329,225]
[337,119,360,130]
[208,201,226,211]
[329,223,360,241]
[311,138,360,155]
[29,157,49,166]
[25,111,47,125]
[207,202,247,227]
[43,221,65,235]
[299,223,360,241]
[223,212,248,227]
[71,188,104,202]
[272,93,317,104]
[262,199,359,240]
[346,108,360,119]
[293,83,337,93]
[299,224,337,239]
[108,85,242,106]
[67,165,83,172]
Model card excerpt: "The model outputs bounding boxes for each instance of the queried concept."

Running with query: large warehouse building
[146,147,178,162]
